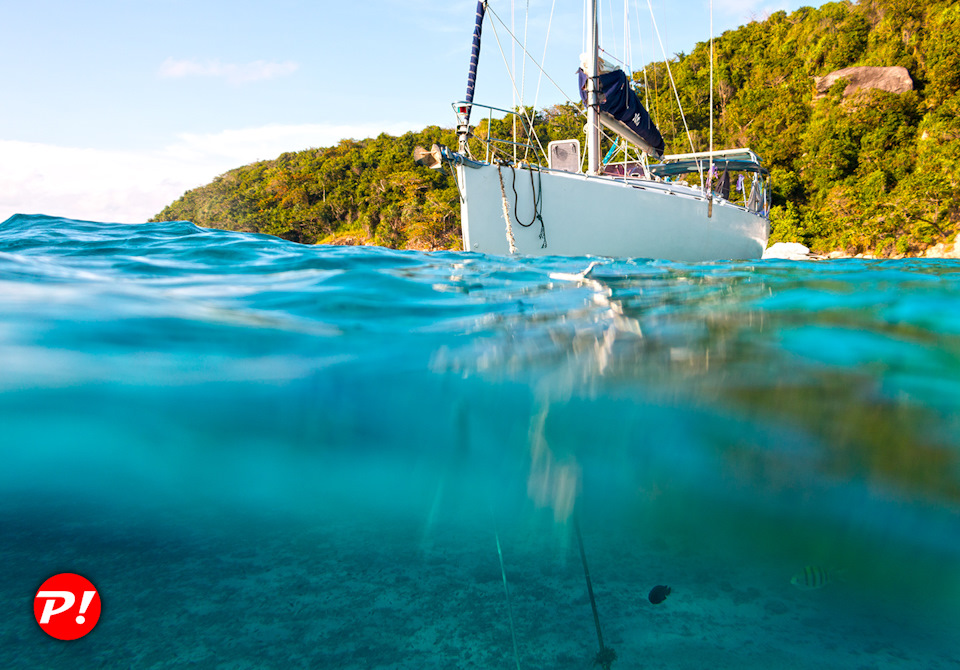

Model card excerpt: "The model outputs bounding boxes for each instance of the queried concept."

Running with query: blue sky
[0,0,823,222]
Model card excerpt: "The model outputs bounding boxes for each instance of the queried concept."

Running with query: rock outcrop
[922,235,960,259]
[762,242,825,260]
[814,66,913,98]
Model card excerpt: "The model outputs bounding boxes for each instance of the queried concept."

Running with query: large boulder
[814,66,913,97]
[763,242,823,260]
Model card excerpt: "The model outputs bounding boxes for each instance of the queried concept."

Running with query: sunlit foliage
[154,0,959,255]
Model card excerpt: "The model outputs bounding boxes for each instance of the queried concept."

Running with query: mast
[585,0,601,175]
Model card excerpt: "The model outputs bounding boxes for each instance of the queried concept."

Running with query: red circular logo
[34,573,101,640]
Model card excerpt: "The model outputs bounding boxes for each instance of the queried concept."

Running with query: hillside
[153,0,960,256]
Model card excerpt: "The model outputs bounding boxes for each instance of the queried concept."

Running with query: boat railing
[649,148,771,215]
[453,101,541,164]
[453,101,771,215]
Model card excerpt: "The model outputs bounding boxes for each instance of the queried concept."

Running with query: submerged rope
[496,527,522,670]
[575,515,617,670]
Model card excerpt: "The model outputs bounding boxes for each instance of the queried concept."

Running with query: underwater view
[2,214,959,668]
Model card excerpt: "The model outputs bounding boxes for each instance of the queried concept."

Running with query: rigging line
[582,0,587,59]
[580,126,621,173]
[485,14,542,160]
[654,50,662,130]
[486,5,576,106]
[484,7,576,163]
[512,0,517,162]
[510,0,523,163]
[709,0,715,181]
[521,0,530,111]
[520,0,532,161]
[641,0,662,131]
[597,47,630,67]
[632,0,651,111]
[603,0,617,60]
[645,0,702,185]
[628,1,653,176]
[511,0,516,108]
[531,0,559,118]
[589,50,648,148]
[623,0,631,172]
[623,0,628,66]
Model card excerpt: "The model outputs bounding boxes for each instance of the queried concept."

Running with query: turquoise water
[2,213,959,668]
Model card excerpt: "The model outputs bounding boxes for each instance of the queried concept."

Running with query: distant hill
[153,0,960,256]
[152,127,463,250]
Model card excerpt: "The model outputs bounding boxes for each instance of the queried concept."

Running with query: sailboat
[416,0,771,262]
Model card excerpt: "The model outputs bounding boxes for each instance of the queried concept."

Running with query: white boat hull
[458,162,768,261]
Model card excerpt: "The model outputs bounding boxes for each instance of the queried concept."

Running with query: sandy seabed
[2,497,957,670]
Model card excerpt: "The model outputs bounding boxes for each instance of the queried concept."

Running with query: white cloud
[0,121,427,224]
[158,57,299,84]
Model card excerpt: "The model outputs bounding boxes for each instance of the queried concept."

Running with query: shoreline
[764,236,960,261]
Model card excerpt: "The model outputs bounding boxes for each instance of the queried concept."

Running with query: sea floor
[3,495,957,670]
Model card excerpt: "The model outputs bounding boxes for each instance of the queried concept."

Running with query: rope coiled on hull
[496,163,547,254]
[509,165,547,249]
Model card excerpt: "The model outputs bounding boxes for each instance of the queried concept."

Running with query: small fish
[790,566,836,590]
[648,585,671,604]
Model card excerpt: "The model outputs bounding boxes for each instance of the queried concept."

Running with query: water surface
[2,214,958,668]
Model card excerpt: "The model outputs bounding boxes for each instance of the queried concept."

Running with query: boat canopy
[578,68,665,159]
[649,149,768,178]
[649,159,769,178]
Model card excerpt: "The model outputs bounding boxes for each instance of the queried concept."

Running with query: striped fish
[790,566,835,590]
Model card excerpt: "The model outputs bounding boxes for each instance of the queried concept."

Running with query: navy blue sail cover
[463,1,486,125]
[579,68,665,158]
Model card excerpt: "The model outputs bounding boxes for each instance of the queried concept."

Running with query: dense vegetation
[152,128,463,249]
[154,0,960,256]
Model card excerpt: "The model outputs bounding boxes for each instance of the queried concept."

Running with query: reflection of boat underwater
[416,1,771,261]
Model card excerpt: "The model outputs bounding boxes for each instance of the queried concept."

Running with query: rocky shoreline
[764,236,960,261]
